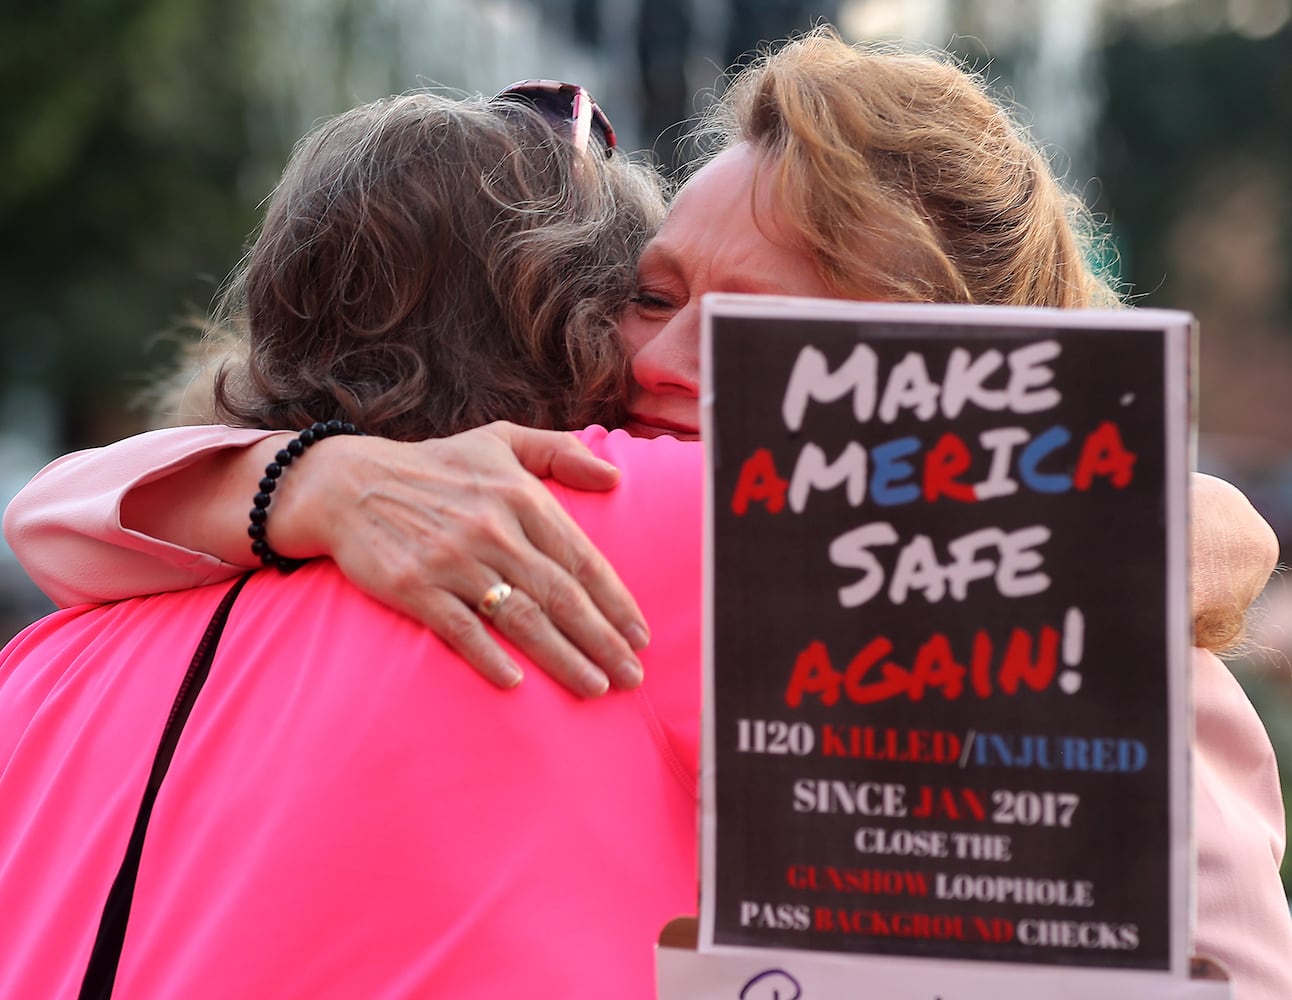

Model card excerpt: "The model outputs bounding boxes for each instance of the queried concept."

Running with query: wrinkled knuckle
[383,552,425,594]
[561,548,603,588]
[501,474,546,509]
[500,595,545,639]
[544,580,586,621]
[437,607,483,650]
[415,545,457,576]
[464,515,510,553]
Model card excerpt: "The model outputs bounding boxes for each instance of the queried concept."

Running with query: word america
[732,339,1135,515]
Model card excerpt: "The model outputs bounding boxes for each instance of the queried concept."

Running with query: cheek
[617,309,663,357]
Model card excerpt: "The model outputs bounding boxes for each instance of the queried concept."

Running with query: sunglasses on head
[493,79,618,159]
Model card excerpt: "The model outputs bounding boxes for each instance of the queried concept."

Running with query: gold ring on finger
[477,581,514,620]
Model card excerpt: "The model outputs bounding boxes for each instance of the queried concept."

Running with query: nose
[629,305,701,398]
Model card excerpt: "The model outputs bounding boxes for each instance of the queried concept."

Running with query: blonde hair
[142,325,248,428]
[698,27,1120,309]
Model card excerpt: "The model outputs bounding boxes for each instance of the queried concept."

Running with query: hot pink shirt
[3,426,1290,998]
[0,427,702,999]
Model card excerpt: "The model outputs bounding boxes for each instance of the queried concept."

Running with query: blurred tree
[722,0,839,65]
[1097,22,1292,568]
[1097,23,1292,326]
[1096,21,1292,895]
[635,0,693,174]
[0,0,273,449]
[631,0,838,175]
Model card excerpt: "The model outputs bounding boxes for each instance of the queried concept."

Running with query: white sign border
[697,293,1196,977]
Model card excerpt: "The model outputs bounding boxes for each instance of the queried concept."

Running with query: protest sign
[697,295,1193,974]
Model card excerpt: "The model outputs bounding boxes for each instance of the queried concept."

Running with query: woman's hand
[270,422,650,696]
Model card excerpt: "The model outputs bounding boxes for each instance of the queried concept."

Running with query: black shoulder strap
[78,572,253,1000]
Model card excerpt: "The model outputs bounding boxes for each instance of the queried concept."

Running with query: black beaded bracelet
[248,419,363,573]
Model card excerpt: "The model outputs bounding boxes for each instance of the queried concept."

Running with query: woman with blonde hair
[5,28,1287,999]
[702,35,1119,309]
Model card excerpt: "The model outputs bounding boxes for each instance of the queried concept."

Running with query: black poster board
[698,295,1193,975]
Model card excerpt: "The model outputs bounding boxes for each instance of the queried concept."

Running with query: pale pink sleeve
[2,426,279,607]
[1192,646,1292,1000]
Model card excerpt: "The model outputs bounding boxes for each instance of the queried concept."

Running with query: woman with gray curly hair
[0,81,705,998]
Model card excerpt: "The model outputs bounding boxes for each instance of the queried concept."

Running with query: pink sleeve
[1192,646,1292,1000]
[2,426,280,607]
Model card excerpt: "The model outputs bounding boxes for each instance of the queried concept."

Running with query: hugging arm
[3,424,280,605]
[6,428,1280,678]
[3,423,649,697]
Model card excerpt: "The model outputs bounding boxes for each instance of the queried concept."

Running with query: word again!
[784,611,1084,706]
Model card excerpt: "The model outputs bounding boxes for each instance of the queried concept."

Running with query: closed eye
[629,290,679,314]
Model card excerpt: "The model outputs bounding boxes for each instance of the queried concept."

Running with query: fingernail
[500,662,524,688]
[616,659,644,689]
[583,670,611,697]
[624,623,651,651]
